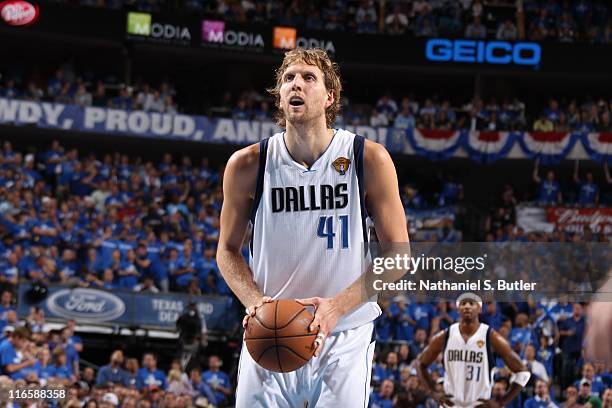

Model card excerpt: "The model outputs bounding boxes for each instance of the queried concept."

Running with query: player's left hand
[295,296,343,357]
[475,398,502,408]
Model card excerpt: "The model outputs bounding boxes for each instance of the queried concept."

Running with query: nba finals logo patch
[477,340,485,348]
[332,157,350,175]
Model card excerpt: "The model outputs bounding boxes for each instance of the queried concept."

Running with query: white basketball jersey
[443,322,495,407]
[249,129,381,332]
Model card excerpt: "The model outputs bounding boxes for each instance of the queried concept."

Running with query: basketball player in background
[218,48,408,406]
[417,293,530,407]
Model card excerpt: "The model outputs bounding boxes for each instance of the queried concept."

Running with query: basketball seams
[275,306,307,330]
[274,300,283,372]
[253,314,276,330]
[246,333,318,340]
[276,346,309,362]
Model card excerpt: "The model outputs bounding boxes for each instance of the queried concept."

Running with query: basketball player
[417,293,530,407]
[217,48,408,407]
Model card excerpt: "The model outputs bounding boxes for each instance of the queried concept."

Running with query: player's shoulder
[362,137,392,167]
[226,142,260,174]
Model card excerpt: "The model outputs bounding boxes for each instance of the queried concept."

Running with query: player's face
[459,299,480,320]
[279,62,332,126]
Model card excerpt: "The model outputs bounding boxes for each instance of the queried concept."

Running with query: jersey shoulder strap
[353,134,368,244]
[486,325,495,373]
[249,137,270,225]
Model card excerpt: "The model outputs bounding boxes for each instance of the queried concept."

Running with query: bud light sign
[425,39,541,67]
[47,288,126,323]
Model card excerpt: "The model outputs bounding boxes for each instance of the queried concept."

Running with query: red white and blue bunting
[406,128,463,161]
[516,132,578,165]
[580,132,612,164]
[463,131,515,163]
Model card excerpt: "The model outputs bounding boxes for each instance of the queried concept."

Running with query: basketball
[244,299,318,373]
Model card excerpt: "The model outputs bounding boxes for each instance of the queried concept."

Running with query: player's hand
[475,398,502,408]
[431,391,454,406]
[295,297,342,357]
[242,296,273,330]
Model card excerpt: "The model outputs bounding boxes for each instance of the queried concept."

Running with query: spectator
[533,159,562,205]
[136,353,168,391]
[409,328,428,358]
[601,389,612,408]
[376,94,398,121]
[202,355,231,406]
[75,84,93,108]
[524,379,558,408]
[558,303,586,388]
[465,16,487,39]
[369,378,394,408]
[573,363,607,398]
[0,327,36,380]
[577,380,602,408]
[355,0,377,34]
[385,4,408,35]
[496,19,518,40]
[125,357,139,388]
[394,104,415,129]
[561,385,579,408]
[96,350,130,387]
[189,367,217,405]
[370,108,389,127]
[533,113,554,132]
[573,161,599,206]
[144,90,164,113]
[48,346,73,385]
[523,344,549,384]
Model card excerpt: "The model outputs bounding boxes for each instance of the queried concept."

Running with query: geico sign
[151,23,191,40]
[206,30,264,47]
[425,39,541,66]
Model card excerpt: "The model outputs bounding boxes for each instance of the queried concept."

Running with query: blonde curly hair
[267,48,342,128]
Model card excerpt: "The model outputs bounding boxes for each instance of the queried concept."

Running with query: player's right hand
[242,296,273,329]
[431,391,454,406]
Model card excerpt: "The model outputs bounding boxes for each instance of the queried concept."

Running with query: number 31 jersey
[248,129,381,333]
[443,322,495,407]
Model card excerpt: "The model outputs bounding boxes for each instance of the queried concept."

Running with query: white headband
[456,292,483,308]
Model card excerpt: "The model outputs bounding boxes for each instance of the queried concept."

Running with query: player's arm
[416,330,454,406]
[217,144,268,313]
[483,330,530,407]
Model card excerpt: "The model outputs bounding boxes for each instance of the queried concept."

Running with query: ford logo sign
[47,288,125,322]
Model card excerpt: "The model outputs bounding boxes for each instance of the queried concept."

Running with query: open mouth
[289,96,304,106]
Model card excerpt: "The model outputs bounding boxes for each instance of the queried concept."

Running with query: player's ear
[325,90,334,109]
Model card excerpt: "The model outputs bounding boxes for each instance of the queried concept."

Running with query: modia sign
[273,26,335,54]
[201,20,264,52]
[126,12,191,44]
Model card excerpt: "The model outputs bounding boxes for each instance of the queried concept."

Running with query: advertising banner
[546,207,612,235]
[16,284,235,331]
[1,98,607,162]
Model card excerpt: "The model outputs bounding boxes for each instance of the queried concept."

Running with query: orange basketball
[244,299,318,373]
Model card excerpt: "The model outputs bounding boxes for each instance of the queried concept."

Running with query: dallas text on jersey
[271,183,349,213]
